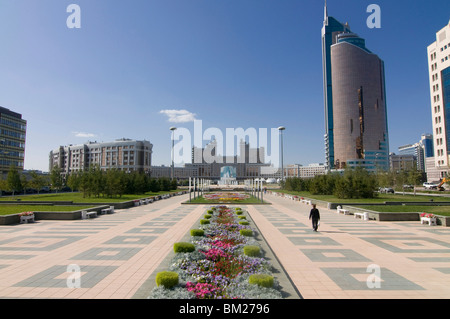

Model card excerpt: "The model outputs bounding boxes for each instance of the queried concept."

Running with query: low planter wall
[0,191,189,226]
[342,205,450,226]
[34,206,109,221]
[0,205,109,225]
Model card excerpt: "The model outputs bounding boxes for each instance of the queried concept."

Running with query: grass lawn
[271,189,450,204]
[0,190,181,203]
[0,205,96,216]
[354,205,450,217]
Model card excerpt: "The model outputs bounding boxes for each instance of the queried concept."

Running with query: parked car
[379,187,394,193]
[423,182,438,189]
[403,184,414,189]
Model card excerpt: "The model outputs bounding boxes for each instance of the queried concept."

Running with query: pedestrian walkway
[0,195,205,299]
[252,193,450,298]
[1,192,449,299]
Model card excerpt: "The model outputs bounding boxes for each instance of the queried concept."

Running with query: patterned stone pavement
[250,193,450,299]
[1,192,449,299]
[0,195,205,299]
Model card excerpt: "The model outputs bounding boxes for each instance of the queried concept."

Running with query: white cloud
[159,109,198,123]
[72,131,97,138]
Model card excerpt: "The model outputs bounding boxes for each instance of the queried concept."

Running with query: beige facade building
[427,19,450,180]
[49,138,152,176]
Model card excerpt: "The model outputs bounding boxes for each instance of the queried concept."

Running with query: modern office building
[322,3,351,170]
[49,138,153,177]
[0,106,27,176]
[322,3,389,172]
[390,153,417,172]
[427,19,450,180]
[398,134,434,171]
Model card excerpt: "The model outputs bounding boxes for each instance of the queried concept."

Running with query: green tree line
[281,167,426,199]
[1,165,177,198]
[62,165,178,198]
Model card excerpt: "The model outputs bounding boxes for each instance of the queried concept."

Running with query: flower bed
[149,205,282,299]
[420,212,435,218]
[203,192,250,202]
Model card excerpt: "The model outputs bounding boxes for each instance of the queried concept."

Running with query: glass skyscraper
[321,2,389,172]
[321,3,350,170]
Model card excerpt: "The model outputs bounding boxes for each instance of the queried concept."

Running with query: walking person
[309,204,320,232]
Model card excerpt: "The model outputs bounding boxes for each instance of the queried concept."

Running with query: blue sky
[0,0,449,172]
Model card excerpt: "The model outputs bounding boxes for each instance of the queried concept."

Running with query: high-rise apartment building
[322,3,389,172]
[427,19,450,180]
[0,106,27,176]
[49,138,152,177]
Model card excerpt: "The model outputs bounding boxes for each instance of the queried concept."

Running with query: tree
[29,170,47,194]
[407,168,425,187]
[6,166,22,196]
[148,178,160,193]
[104,168,125,198]
[66,171,80,192]
[171,179,178,191]
[50,165,63,192]
[89,165,104,197]
[334,168,377,199]
[78,169,92,198]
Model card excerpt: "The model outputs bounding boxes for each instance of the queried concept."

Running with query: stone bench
[101,206,115,215]
[354,212,369,220]
[81,211,97,219]
[337,208,351,215]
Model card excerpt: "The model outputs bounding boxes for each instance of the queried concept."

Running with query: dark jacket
[309,208,320,220]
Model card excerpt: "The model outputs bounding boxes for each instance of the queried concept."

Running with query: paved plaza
[0,192,450,299]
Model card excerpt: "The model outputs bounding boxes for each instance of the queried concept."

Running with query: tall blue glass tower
[321,2,350,170]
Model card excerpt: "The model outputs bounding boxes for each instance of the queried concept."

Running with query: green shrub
[248,274,273,288]
[235,207,242,211]
[239,221,249,226]
[156,271,179,289]
[236,210,243,215]
[240,229,253,237]
[173,242,195,253]
[204,214,212,219]
[190,229,204,237]
[243,245,260,257]
[200,219,210,225]
[207,209,213,214]
[238,216,246,219]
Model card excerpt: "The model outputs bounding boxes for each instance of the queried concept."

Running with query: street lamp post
[170,127,177,181]
[278,126,285,182]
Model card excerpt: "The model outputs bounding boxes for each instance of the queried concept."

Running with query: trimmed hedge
[240,229,253,237]
[236,210,243,215]
[156,271,179,288]
[243,245,260,257]
[190,229,204,237]
[173,242,195,253]
[238,216,246,220]
[239,221,249,226]
[200,219,210,225]
[249,274,273,288]
[204,214,212,219]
